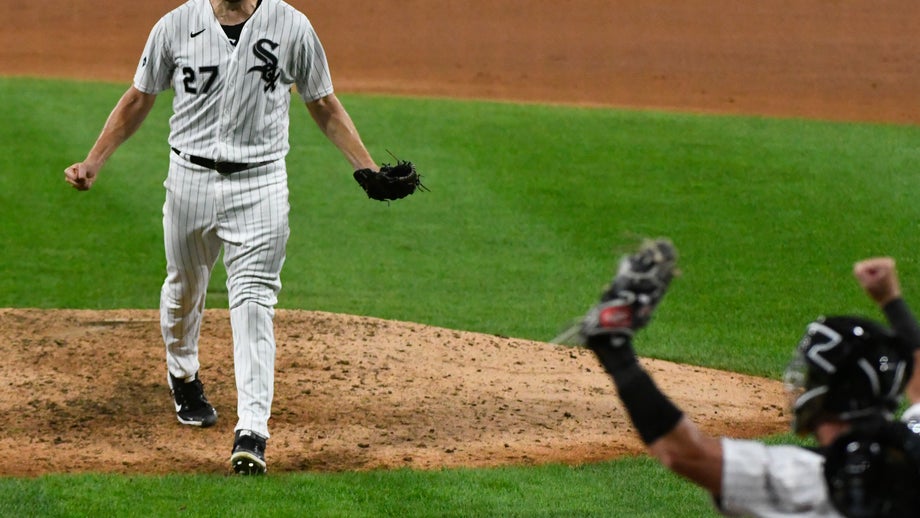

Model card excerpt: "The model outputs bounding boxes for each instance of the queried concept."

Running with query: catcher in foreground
[575,239,920,517]
[354,158,427,202]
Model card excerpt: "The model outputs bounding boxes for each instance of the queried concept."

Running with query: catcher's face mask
[784,316,911,435]
[784,321,837,434]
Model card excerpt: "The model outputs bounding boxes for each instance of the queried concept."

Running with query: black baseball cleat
[168,372,218,427]
[231,430,267,475]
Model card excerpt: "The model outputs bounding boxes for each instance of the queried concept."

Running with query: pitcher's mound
[1,308,786,476]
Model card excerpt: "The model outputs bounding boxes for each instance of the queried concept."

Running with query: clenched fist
[64,161,100,191]
[853,257,901,306]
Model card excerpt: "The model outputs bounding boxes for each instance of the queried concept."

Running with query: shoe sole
[176,413,218,428]
[231,451,267,475]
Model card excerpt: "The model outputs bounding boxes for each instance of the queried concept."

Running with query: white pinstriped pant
[160,154,289,439]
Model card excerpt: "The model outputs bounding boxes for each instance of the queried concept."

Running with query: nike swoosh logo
[191,29,206,38]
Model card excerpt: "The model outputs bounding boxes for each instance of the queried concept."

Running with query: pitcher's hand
[65,161,100,191]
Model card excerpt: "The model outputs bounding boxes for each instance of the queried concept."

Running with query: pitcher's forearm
[86,87,157,166]
[306,93,375,171]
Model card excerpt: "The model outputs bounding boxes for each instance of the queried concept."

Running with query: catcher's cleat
[580,238,678,341]
[168,372,218,427]
[231,430,267,475]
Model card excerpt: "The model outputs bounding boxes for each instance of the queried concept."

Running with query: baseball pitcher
[64,0,407,475]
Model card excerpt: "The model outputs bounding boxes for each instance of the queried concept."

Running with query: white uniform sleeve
[718,438,842,517]
[293,24,334,103]
[133,17,174,95]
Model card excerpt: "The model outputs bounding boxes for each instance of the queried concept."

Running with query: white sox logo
[247,38,280,92]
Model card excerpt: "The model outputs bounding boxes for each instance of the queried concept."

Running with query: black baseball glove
[580,238,679,339]
[354,159,427,202]
[551,238,678,346]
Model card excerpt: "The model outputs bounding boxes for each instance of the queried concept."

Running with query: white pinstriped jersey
[718,407,920,517]
[719,440,841,517]
[133,0,333,163]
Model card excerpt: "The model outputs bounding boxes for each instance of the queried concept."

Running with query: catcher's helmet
[824,418,920,518]
[784,316,912,435]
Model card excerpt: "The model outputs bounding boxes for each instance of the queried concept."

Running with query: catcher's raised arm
[570,239,920,516]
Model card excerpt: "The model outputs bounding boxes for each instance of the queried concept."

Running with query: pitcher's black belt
[171,148,276,175]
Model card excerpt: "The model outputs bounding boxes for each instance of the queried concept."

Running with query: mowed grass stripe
[1,75,918,515]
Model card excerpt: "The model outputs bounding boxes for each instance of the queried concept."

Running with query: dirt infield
[3,0,918,124]
[1,309,786,476]
[1,0,912,475]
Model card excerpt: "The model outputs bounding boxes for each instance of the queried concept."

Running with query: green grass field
[2,76,919,516]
